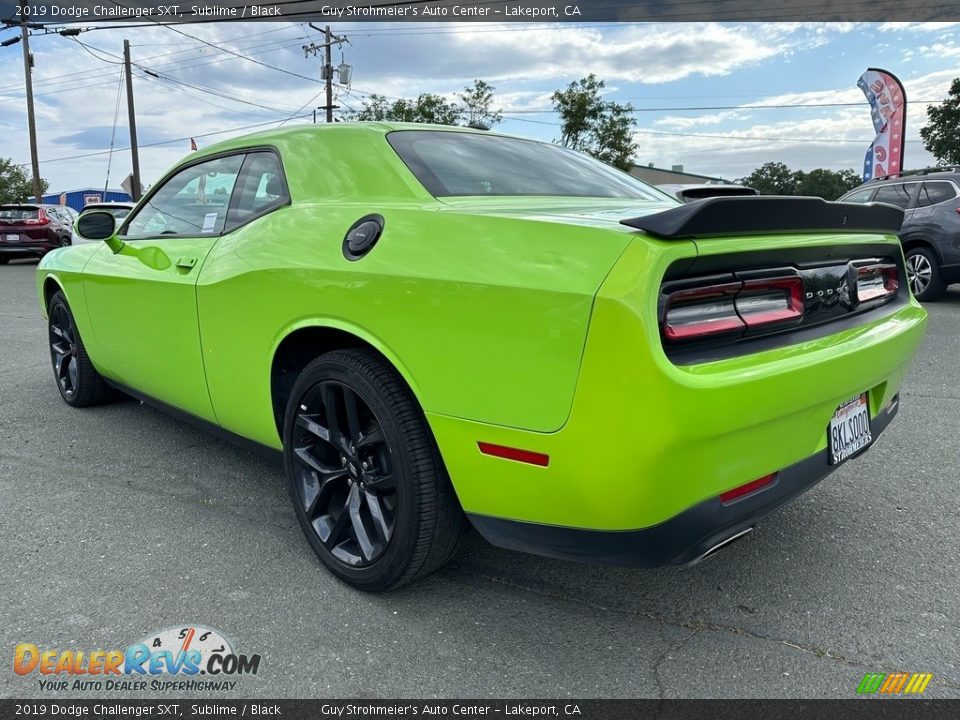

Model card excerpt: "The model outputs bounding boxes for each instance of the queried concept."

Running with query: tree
[737,162,798,195]
[351,80,504,129]
[0,158,48,204]
[457,79,502,129]
[737,163,861,199]
[551,74,638,171]
[793,168,861,199]
[920,76,960,165]
[352,93,460,125]
[736,163,861,199]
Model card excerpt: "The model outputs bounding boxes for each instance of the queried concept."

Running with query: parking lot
[1,257,958,699]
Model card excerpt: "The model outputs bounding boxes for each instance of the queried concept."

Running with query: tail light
[662,282,742,340]
[663,275,803,342]
[737,277,804,327]
[23,209,50,226]
[855,263,898,303]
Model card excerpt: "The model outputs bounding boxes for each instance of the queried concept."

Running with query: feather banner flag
[190,138,198,151]
[857,68,906,182]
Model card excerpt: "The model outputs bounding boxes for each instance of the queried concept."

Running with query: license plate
[829,393,872,465]
[5,233,18,242]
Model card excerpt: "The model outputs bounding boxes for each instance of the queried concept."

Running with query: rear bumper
[469,394,899,567]
[0,242,54,256]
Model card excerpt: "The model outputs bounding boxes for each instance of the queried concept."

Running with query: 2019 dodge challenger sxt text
[36,123,927,591]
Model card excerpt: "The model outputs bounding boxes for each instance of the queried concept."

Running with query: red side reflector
[719,473,777,504]
[477,442,549,467]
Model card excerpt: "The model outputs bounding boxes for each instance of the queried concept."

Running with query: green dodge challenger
[37,123,927,591]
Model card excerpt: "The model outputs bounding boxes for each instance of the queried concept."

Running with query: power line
[133,70,293,119]
[102,64,125,194]
[0,30,311,94]
[67,33,328,121]
[500,114,928,145]
[135,66,301,115]
[498,100,947,113]
[15,114,315,167]
[104,0,322,85]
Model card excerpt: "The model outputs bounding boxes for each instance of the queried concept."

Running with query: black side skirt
[104,379,283,464]
[467,396,899,568]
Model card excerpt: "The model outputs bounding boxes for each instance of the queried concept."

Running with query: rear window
[0,207,39,220]
[387,130,664,200]
[917,181,956,208]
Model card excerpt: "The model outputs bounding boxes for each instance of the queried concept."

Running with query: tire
[48,291,113,407]
[60,236,71,248]
[283,348,466,591]
[904,246,945,301]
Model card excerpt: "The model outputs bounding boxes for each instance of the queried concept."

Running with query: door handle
[176,256,198,270]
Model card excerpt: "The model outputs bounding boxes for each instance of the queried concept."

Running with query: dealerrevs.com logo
[13,625,261,692]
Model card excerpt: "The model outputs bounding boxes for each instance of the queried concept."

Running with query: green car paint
[37,122,927,545]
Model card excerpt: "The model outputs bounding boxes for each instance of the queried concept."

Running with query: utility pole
[19,1,42,203]
[324,26,333,123]
[123,39,142,200]
[303,24,347,123]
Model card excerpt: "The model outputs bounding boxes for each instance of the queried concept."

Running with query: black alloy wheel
[47,291,113,407]
[49,300,79,400]
[283,349,466,591]
[291,379,397,567]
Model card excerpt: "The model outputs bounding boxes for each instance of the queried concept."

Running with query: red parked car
[0,204,75,264]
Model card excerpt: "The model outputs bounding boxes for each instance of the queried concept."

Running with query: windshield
[387,130,665,200]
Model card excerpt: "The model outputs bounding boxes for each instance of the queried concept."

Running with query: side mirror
[75,211,124,253]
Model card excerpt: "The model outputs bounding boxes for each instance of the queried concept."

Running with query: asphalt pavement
[1,258,958,699]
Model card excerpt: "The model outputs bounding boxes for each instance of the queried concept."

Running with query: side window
[226,152,289,230]
[916,181,956,208]
[873,183,913,209]
[841,188,875,204]
[122,154,244,238]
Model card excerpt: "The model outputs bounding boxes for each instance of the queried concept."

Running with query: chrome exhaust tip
[695,526,754,563]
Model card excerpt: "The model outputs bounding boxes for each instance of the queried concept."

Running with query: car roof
[0,203,62,208]
[842,170,960,197]
[859,170,960,186]
[191,121,520,159]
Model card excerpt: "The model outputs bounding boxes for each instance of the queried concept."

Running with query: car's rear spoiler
[620,196,904,239]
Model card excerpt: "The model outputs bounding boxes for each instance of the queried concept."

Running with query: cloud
[1,21,958,191]
[879,22,959,32]
[654,110,754,130]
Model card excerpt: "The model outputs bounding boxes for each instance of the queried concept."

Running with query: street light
[1,35,21,47]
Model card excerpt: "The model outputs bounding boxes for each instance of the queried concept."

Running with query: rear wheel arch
[269,323,424,440]
[901,237,943,264]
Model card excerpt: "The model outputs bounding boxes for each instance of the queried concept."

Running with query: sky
[0,20,958,192]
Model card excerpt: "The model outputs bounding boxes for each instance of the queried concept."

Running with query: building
[42,188,132,212]
[630,163,730,186]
